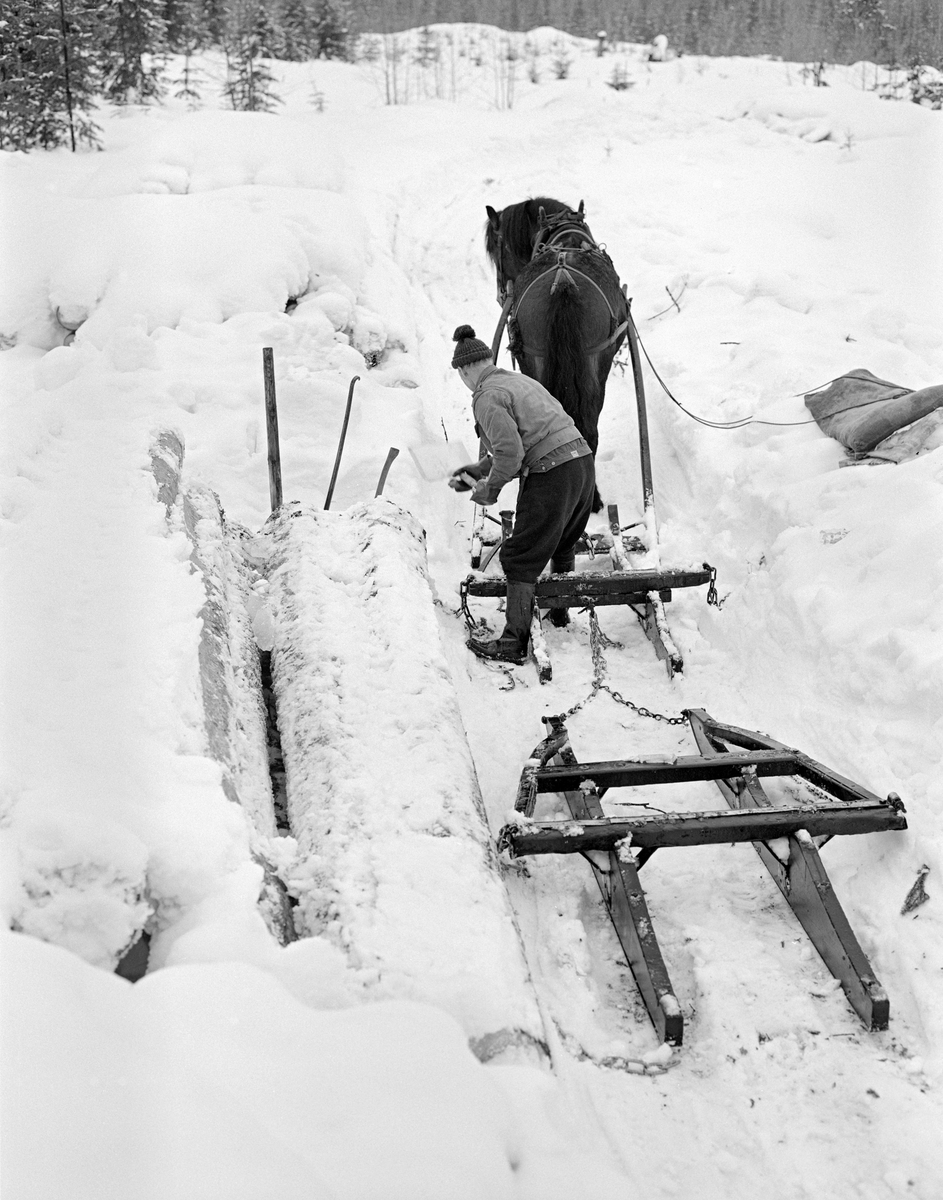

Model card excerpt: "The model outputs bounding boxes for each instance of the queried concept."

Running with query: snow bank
[151,430,296,945]
[0,397,281,971]
[0,930,527,1200]
[1,183,371,348]
[81,109,346,197]
[261,499,546,1057]
[733,81,935,143]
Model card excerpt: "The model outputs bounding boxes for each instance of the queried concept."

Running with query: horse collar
[532,207,598,259]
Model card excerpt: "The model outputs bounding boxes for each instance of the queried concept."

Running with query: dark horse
[484,197,628,509]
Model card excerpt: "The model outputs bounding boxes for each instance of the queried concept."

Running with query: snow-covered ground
[2,27,942,1200]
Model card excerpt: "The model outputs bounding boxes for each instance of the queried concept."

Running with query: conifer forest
[1,1,941,149]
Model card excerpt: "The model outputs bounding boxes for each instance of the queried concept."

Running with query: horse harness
[491,206,629,365]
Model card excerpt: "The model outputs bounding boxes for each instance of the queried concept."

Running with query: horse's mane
[484,196,572,267]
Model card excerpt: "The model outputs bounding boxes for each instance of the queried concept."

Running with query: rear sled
[499,711,906,1045]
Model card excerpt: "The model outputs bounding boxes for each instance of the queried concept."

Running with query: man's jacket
[471,365,586,504]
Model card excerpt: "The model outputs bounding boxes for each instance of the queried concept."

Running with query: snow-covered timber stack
[262,499,548,1062]
[149,430,295,946]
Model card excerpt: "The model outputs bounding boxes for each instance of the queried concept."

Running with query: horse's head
[484,205,509,304]
[484,198,574,304]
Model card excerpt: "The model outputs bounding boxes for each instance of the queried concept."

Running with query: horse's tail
[544,272,599,451]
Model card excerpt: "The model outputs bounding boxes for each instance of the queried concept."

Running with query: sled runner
[498,712,907,1045]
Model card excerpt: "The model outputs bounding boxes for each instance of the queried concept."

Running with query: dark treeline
[0,0,353,150]
[2,0,940,153]
[351,1,943,66]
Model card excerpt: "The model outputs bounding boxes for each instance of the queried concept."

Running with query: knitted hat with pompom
[451,324,492,369]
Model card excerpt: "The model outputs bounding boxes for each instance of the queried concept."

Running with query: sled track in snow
[142,436,902,1082]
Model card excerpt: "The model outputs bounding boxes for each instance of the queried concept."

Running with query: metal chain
[559,606,687,725]
[457,577,488,633]
[457,586,687,725]
[433,592,471,624]
[604,684,688,725]
[706,565,721,608]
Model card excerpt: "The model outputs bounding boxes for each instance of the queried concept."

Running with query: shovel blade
[409,442,471,482]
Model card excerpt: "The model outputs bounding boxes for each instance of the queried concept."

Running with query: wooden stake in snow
[375,447,399,497]
[324,375,359,511]
[262,347,282,513]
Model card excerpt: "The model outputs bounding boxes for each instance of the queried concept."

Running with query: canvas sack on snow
[805,368,943,454]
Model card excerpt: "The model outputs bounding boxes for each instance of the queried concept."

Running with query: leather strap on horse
[533,204,596,256]
[510,254,629,358]
[550,253,576,295]
[491,210,625,362]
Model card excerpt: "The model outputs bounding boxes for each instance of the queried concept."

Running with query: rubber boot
[468,581,535,664]
[547,553,575,628]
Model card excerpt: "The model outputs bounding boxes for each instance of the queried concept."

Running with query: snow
[2,931,554,1200]
[2,26,942,1200]
[261,499,545,1053]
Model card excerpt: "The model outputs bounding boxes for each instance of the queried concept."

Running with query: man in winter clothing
[448,324,595,664]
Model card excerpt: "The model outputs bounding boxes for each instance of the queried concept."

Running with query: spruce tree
[225,0,281,57]
[0,0,102,151]
[200,0,229,45]
[414,26,440,67]
[279,0,316,59]
[838,0,895,60]
[165,0,208,106]
[313,0,351,60]
[164,0,208,51]
[223,0,282,110]
[100,0,167,103]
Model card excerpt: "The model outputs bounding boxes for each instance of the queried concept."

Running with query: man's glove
[447,470,478,492]
[448,460,487,492]
[470,478,501,506]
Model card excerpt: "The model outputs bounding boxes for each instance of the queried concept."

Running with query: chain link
[557,606,687,725]
[457,578,486,633]
[604,685,687,724]
[706,564,721,608]
[457,585,687,725]
[434,592,472,625]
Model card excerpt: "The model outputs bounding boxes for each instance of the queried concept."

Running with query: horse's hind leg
[587,349,622,514]
[584,431,603,514]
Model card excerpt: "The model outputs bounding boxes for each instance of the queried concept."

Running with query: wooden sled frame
[498,712,907,1044]
[469,300,715,679]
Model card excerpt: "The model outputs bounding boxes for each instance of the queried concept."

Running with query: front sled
[462,514,714,683]
[498,713,907,1044]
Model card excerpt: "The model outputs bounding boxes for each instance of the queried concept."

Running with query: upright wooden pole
[262,347,282,513]
[324,375,359,510]
[374,447,399,497]
[625,302,655,513]
[624,301,685,674]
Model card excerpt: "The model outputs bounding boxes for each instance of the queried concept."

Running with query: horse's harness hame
[491,207,629,365]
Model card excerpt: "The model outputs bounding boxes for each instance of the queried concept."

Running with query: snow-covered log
[150,430,295,946]
[263,499,547,1061]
